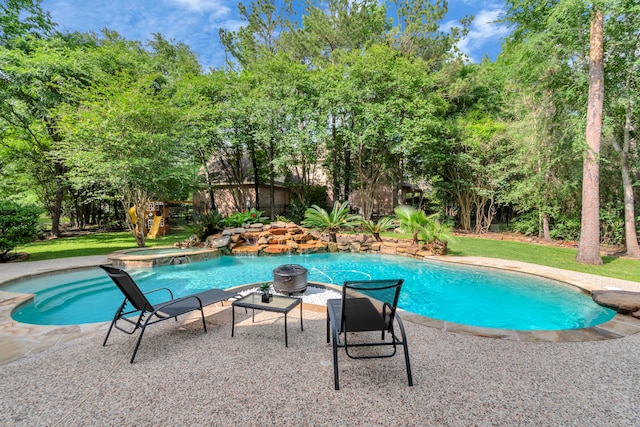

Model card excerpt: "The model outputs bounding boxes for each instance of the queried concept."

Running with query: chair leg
[130,314,155,363]
[103,300,126,346]
[403,342,413,387]
[396,315,413,386]
[102,318,117,347]
[332,330,340,390]
[200,307,207,333]
[130,325,147,363]
[326,309,330,343]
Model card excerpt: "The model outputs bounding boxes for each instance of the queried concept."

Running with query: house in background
[195,180,292,218]
[198,152,427,219]
[348,182,425,218]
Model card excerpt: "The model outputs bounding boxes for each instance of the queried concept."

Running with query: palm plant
[418,219,454,254]
[394,205,435,244]
[303,201,361,242]
[360,216,398,242]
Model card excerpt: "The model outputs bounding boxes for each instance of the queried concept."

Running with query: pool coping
[1,255,640,366]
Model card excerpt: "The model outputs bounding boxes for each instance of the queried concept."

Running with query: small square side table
[231,293,303,347]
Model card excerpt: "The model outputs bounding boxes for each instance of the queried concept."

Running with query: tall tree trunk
[343,144,351,201]
[576,9,604,265]
[540,158,553,242]
[615,98,640,257]
[199,149,217,213]
[392,156,403,209]
[249,141,260,211]
[269,139,275,220]
[50,165,64,238]
[542,212,551,242]
[47,121,65,238]
[331,114,340,202]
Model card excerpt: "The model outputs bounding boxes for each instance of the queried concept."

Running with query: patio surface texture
[1,255,640,426]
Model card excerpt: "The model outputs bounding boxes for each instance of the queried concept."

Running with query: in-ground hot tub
[108,246,220,268]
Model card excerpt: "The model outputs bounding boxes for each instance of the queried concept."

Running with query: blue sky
[40,0,509,71]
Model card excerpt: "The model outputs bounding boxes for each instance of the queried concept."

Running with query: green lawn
[448,236,640,283]
[15,229,640,283]
[17,228,196,261]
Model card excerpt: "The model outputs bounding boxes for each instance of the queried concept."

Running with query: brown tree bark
[576,9,604,265]
[614,96,640,257]
[50,165,64,238]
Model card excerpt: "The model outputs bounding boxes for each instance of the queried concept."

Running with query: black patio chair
[100,264,236,363]
[326,279,413,390]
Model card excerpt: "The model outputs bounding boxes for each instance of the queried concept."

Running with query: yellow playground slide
[147,215,161,239]
[129,206,161,239]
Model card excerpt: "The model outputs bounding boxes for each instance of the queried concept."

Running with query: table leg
[231,305,235,337]
[284,312,288,347]
[300,302,304,331]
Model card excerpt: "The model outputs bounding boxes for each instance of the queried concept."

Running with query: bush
[220,208,267,228]
[512,212,581,241]
[285,185,329,224]
[510,212,539,236]
[198,211,224,239]
[283,202,308,225]
[600,206,624,245]
[550,217,581,241]
[0,203,42,262]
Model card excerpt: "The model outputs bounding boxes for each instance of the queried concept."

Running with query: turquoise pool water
[4,253,615,330]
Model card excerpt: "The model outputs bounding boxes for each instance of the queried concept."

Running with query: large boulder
[206,234,231,249]
[592,290,640,318]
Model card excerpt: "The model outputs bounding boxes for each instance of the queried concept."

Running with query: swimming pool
[4,253,615,330]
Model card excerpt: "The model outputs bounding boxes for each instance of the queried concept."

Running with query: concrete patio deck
[1,255,639,425]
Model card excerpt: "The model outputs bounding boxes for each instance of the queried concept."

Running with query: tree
[388,0,470,64]
[0,0,54,47]
[219,0,293,68]
[501,0,609,255]
[0,33,99,237]
[576,7,604,265]
[604,0,640,257]
[292,0,389,203]
[56,35,201,247]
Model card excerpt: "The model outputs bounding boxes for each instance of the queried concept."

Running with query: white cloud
[456,8,509,62]
[168,0,231,14]
[216,18,244,32]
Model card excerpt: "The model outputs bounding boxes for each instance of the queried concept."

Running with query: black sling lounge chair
[326,279,413,390]
[100,264,236,363]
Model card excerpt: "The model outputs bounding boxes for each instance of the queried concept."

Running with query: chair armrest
[143,287,174,300]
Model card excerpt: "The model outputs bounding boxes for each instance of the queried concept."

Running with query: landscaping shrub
[198,211,224,239]
[550,216,581,241]
[285,185,328,224]
[599,205,624,245]
[283,202,308,224]
[510,212,539,236]
[220,208,267,228]
[0,203,42,262]
[511,212,581,241]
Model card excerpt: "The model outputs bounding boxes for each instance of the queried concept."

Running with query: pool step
[34,277,115,312]
[32,270,160,313]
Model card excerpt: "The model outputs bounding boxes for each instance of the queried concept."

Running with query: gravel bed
[1,306,639,426]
